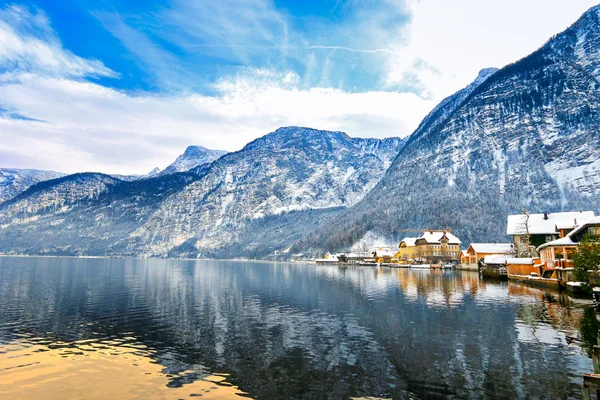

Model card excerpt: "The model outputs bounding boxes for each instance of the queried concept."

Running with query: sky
[0,0,598,174]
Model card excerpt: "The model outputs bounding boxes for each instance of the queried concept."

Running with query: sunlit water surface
[0,257,597,399]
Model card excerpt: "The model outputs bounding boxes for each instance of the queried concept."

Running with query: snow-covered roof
[461,250,468,256]
[568,216,600,239]
[416,231,461,244]
[484,255,510,264]
[375,250,396,257]
[399,237,417,247]
[536,236,577,252]
[506,258,535,265]
[469,243,513,254]
[506,211,595,235]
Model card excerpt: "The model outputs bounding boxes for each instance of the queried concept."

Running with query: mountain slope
[160,146,228,175]
[0,127,405,257]
[298,4,600,253]
[125,127,405,256]
[0,168,66,204]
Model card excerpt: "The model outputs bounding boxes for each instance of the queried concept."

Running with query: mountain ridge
[293,3,600,254]
[0,127,405,257]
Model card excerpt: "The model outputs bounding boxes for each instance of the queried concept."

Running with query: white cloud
[0,1,599,176]
[0,70,434,174]
[0,5,116,79]
[385,0,600,100]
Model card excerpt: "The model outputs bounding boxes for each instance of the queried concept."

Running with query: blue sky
[0,0,598,174]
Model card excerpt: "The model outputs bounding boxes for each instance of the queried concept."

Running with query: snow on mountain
[298,4,600,253]
[0,127,405,257]
[0,168,65,204]
[160,146,228,175]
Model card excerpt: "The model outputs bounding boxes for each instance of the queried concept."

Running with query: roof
[375,250,396,257]
[469,243,513,254]
[461,250,468,256]
[506,211,595,235]
[399,237,417,247]
[416,231,461,245]
[484,255,510,264]
[568,216,600,239]
[506,258,534,265]
[536,236,577,252]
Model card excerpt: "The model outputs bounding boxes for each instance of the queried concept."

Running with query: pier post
[582,374,600,400]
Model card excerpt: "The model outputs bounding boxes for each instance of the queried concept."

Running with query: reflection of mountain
[0,259,592,399]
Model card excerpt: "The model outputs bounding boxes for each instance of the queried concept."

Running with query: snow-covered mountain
[160,146,228,175]
[0,127,405,257]
[0,145,222,203]
[0,168,65,204]
[298,4,600,252]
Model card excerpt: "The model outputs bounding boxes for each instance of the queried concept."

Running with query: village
[317,210,600,296]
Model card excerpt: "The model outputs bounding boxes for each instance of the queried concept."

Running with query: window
[520,237,528,243]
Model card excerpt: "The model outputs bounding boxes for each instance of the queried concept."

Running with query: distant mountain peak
[161,146,227,175]
[147,167,161,176]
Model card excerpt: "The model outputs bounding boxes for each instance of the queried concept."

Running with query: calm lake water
[0,257,597,399]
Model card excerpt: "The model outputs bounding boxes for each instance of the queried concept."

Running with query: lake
[0,257,596,399]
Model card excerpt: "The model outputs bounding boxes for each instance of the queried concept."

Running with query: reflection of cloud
[515,322,567,346]
[0,341,248,398]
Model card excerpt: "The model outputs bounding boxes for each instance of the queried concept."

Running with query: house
[506,211,595,256]
[316,253,339,264]
[480,255,510,279]
[414,231,461,263]
[461,243,514,271]
[373,248,396,264]
[536,236,577,271]
[505,258,540,277]
[537,216,600,272]
[392,238,418,264]
[459,250,469,266]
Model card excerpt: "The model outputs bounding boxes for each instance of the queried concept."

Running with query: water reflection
[0,258,595,399]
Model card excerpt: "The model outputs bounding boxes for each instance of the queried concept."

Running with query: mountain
[160,146,228,175]
[0,168,66,204]
[295,4,600,253]
[0,127,405,257]
[0,145,221,203]
[111,167,162,182]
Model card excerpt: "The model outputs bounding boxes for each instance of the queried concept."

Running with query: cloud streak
[0,5,116,79]
[0,70,434,174]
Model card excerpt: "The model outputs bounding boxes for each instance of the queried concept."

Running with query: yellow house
[392,238,418,264]
[463,243,514,271]
[414,231,462,263]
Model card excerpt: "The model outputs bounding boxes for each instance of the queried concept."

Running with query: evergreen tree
[572,235,600,282]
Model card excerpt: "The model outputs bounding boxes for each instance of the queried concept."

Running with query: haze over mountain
[295,3,600,253]
[0,146,228,204]
[0,169,66,204]
[0,128,405,257]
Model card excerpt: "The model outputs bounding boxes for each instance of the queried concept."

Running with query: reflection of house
[463,243,513,270]
[506,211,595,256]
[537,216,600,271]
[414,231,461,263]
[392,238,418,264]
